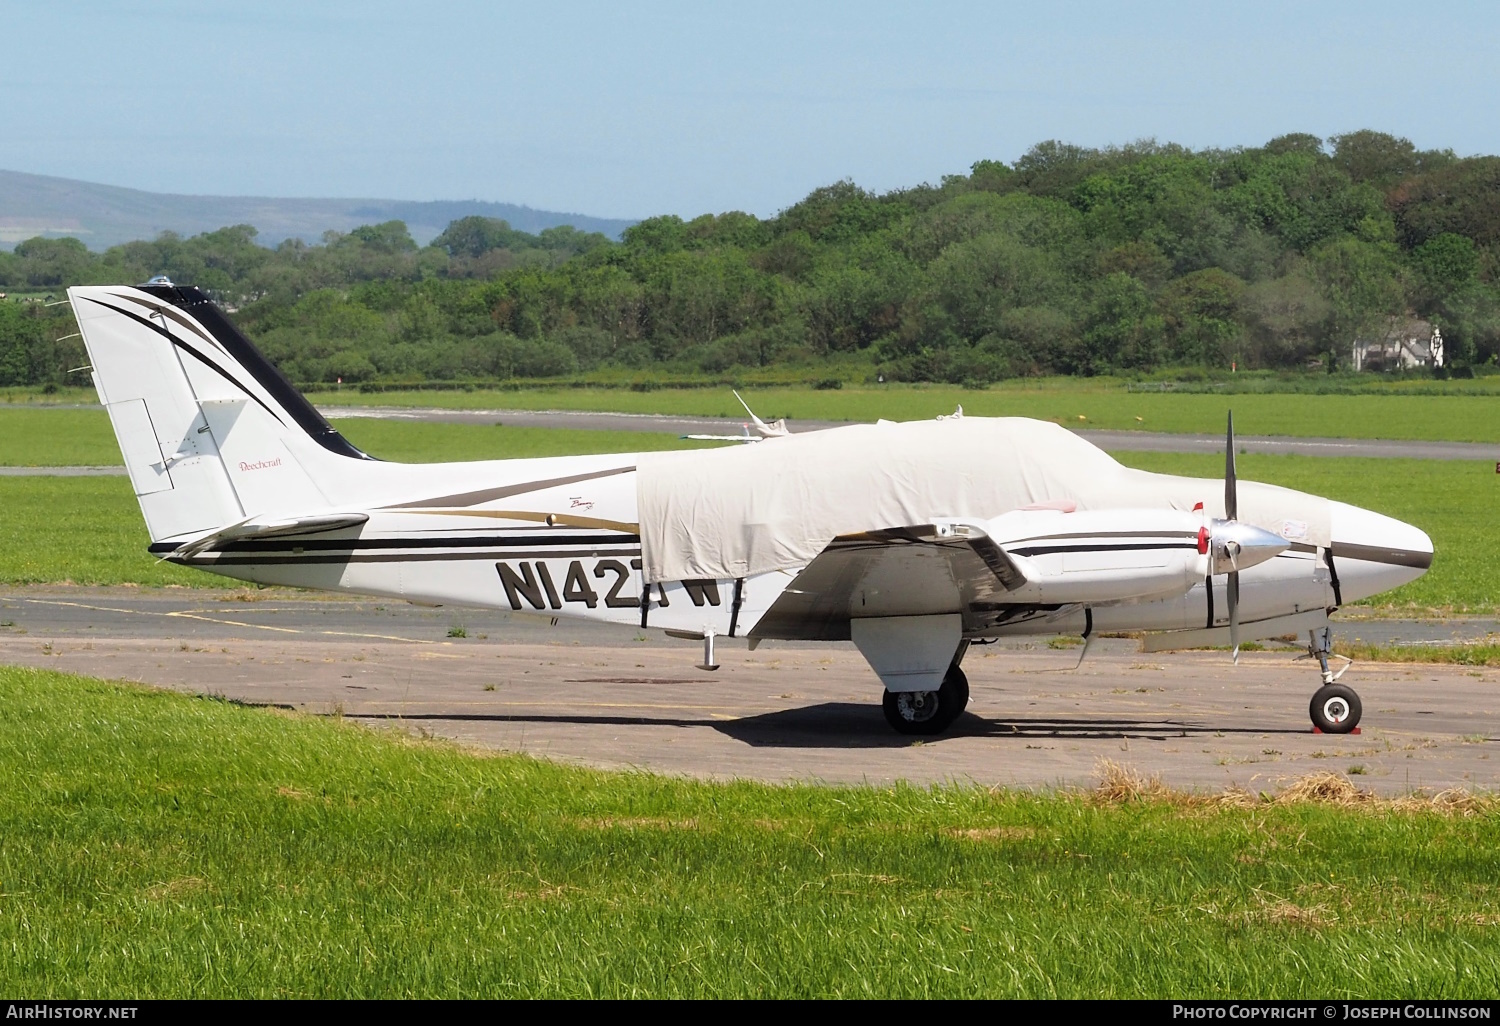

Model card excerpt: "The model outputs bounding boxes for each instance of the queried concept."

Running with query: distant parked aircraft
[681,392,790,443]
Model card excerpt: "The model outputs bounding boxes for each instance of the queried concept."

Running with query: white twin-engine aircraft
[69,282,1434,737]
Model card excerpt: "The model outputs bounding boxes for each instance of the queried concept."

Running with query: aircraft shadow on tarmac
[339,703,1312,749]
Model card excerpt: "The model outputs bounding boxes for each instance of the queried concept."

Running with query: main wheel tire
[882,664,970,735]
[1309,683,1362,734]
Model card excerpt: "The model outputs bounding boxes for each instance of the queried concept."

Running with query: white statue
[1430,328,1445,369]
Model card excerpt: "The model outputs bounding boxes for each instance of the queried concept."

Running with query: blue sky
[1,1,1494,219]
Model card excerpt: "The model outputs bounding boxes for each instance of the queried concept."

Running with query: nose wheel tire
[1310,683,1362,734]
[883,664,970,735]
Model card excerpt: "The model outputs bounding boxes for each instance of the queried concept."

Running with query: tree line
[4,129,1499,387]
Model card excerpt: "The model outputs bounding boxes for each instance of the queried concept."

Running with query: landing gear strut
[1301,626,1360,734]
[882,663,970,735]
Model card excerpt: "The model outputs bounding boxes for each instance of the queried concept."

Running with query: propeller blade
[1224,410,1237,522]
[1228,570,1240,664]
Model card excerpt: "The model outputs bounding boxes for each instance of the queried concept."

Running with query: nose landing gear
[1310,683,1362,734]
[1300,626,1360,734]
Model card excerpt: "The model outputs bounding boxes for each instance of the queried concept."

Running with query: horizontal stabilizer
[168,512,370,559]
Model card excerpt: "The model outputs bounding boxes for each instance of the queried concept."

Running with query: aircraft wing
[748,508,1219,642]
[748,521,1065,641]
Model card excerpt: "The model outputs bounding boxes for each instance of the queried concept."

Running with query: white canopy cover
[636,417,1330,584]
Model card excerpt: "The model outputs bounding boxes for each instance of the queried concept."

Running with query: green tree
[346,221,418,254]
[1410,233,1479,308]
[0,302,44,384]
[1330,130,1420,187]
[1081,273,1165,370]
[1310,237,1407,360]
[1262,133,1324,157]
[1391,157,1500,248]
[432,217,528,258]
[926,233,1071,342]
[1240,270,1331,366]
[1159,268,1245,365]
[13,237,92,287]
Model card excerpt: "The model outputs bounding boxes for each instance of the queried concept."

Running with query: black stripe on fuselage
[1008,541,1199,558]
[147,533,640,555]
[1330,541,1432,570]
[193,548,643,566]
[1005,529,1198,544]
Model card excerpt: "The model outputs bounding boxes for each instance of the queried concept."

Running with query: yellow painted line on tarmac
[355,700,756,714]
[21,598,424,644]
[164,612,301,633]
[314,631,429,643]
[166,611,423,645]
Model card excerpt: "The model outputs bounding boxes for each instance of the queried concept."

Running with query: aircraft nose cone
[1328,501,1433,602]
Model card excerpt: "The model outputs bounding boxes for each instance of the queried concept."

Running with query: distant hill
[0,169,637,250]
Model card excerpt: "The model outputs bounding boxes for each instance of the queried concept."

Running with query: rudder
[69,282,372,543]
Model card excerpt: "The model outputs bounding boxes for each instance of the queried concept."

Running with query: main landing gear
[882,662,970,735]
[1301,626,1360,734]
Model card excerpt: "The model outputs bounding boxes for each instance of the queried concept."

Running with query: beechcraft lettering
[70,279,1434,737]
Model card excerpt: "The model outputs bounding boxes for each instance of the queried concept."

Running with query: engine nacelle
[938,509,1198,605]
[932,508,1291,606]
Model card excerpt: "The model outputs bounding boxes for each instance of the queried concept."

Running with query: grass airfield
[304,384,1500,443]
[4,663,1500,998]
[10,376,1500,443]
[1,388,1498,996]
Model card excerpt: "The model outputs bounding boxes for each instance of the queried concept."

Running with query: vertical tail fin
[69,282,374,543]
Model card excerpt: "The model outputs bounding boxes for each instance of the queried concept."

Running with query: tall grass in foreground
[2,666,1499,998]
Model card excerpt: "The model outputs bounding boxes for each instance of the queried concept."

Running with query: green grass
[0,408,122,466]
[0,410,722,467]
[3,664,1499,998]
[8,385,1500,457]
[1337,641,1500,667]
[0,446,1489,610]
[0,476,205,587]
[329,420,721,463]
[302,385,1500,443]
